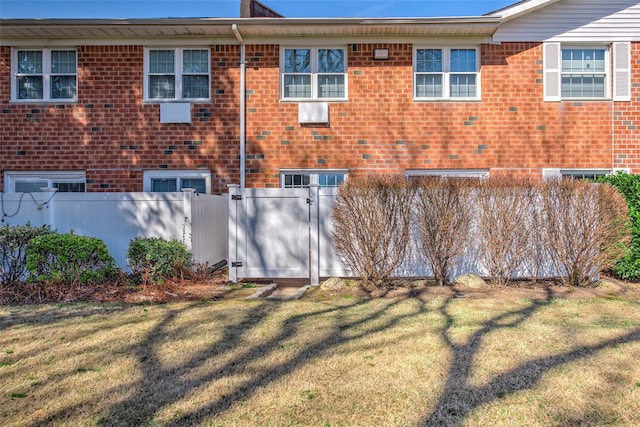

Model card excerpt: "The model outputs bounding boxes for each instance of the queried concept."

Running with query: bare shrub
[540,178,630,287]
[475,176,538,286]
[414,177,472,286]
[331,174,416,287]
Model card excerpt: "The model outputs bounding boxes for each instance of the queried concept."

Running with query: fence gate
[229,186,316,282]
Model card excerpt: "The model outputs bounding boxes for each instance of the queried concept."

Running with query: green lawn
[1,291,640,426]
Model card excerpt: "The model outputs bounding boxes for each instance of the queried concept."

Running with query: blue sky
[0,0,517,19]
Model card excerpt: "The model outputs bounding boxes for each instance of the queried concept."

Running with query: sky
[0,0,518,19]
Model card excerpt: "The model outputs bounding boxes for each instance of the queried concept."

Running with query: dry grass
[1,290,640,426]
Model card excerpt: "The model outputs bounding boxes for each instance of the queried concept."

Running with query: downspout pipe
[232,24,246,188]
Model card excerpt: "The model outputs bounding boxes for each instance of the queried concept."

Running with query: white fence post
[309,184,320,286]
[41,187,57,230]
[182,188,195,253]
[228,184,240,283]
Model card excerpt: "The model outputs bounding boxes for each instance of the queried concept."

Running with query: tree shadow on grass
[29,293,429,426]
[421,288,640,426]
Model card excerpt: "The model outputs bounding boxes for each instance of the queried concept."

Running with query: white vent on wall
[298,102,329,124]
[160,103,192,124]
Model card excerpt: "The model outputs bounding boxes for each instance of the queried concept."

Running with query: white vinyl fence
[229,186,559,285]
[1,189,228,270]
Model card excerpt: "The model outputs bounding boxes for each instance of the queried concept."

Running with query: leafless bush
[414,177,472,286]
[475,176,538,286]
[540,178,630,287]
[331,174,416,287]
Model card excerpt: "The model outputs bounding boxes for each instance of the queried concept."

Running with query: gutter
[232,24,246,189]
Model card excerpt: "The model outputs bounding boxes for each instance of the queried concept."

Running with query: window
[145,48,210,101]
[280,170,347,188]
[543,168,612,181]
[143,170,210,194]
[543,42,631,102]
[414,48,480,100]
[12,49,77,102]
[281,48,347,100]
[4,171,86,193]
[561,48,607,98]
[405,169,489,179]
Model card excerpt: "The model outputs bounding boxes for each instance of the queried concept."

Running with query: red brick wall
[243,42,621,187]
[0,45,241,193]
[1,41,638,192]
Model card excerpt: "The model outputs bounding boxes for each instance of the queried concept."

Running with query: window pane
[318,49,345,73]
[17,51,42,74]
[53,182,85,192]
[283,173,310,188]
[416,74,443,97]
[318,74,345,98]
[318,173,345,187]
[283,75,311,98]
[51,50,76,74]
[450,74,476,97]
[51,76,77,99]
[284,49,311,73]
[562,49,605,73]
[181,178,206,194]
[183,50,208,74]
[561,75,605,98]
[416,49,442,73]
[149,50,175,74]
[18,76,43,99]
[149,75,176,99]
[151,178,177,192]
[450,49,476,73]
[15,181,48,192]
[183,75,209,99]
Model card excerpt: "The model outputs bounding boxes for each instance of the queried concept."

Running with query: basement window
[4,171,86,193]
[280,170,347,188]
[143,170,210,194]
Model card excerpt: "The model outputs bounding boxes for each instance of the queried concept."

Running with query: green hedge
[0,223,54,285]
[26,232,118,284]
[599,171,640,280]
[127,237,192,283]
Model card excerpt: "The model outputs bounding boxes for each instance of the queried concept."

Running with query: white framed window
[281,47,347,101]
[280,169,348,188]
[561,47,608,98]
[11,48,77,102]
[542,168,613,180]
[405,169,489,179]
[144,48,210,101]
[4,171,86,193]
[543,42,631,102]
[414,47,480,100]
[143,170,210,194]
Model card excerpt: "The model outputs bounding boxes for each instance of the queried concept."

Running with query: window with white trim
[405,169,489,179]
[145,48,210,101]
[543,168,612,181]
[12,48,77,102]
[561,48,608,98]
[4,171,86,193]
[143,170,210,194]
[414,47,480,100]
[281,48,347,100]
[543,42,631,101]
[280,170,347,188]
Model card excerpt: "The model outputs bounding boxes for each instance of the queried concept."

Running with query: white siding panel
[493,0,640,42]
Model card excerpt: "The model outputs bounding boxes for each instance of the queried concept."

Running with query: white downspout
[232,24,246,188]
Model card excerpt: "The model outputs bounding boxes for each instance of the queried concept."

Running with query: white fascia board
[489,0,565,22]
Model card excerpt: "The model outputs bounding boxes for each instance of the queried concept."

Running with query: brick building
[1,0,639,194]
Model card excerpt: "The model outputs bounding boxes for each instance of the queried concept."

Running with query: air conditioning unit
[160,103,192,124]
[298,102,329,124]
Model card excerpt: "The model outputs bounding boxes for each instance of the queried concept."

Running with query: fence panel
[0,191,227,270]
[230,188,310,280]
